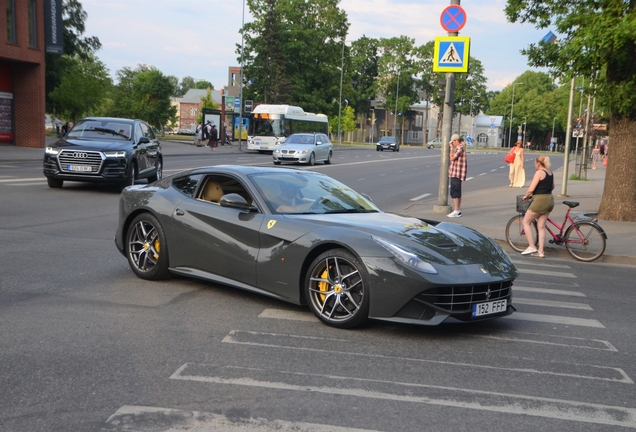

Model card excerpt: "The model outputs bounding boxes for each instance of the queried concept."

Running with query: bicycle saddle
[562,201,580,208]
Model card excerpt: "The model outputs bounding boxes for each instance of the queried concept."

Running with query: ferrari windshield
[250,172,380,215]
[66,120,133,140]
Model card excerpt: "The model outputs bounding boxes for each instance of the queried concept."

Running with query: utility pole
[559,77,576,197]
[433,0,461,214]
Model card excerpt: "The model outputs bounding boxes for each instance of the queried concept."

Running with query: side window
[135,124,143,142]
[140,123,156,139]
[173,174,203,198]
[197,174,254,207]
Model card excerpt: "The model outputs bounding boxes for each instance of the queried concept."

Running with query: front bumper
[43,153,129,184]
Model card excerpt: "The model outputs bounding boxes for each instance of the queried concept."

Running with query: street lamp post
[394,69,400,142]
[507,82,524,147]
[337,40,345,146]
[522,116,527,147]
[238,0,246,151]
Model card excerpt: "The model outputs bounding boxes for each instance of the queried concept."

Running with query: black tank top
[535,170,553,195]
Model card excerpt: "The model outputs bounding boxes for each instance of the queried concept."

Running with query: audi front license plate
[472,299,507,317]
[67,165,92,172]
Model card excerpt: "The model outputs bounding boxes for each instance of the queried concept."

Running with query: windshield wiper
[323,208,378,214]
[87,127,128,138]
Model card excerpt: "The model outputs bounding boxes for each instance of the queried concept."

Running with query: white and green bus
[247,104,329,152]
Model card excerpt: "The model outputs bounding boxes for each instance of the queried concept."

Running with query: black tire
[308,152,315,166]
[428,145,433,149]
[565,222,606,262]
[47,177,63,188]
[396,145,400,152]
[273,160,281,165]
[324,151,332,164]
[119,161,137,191]
[148,158,162,183]
[376,147,380,151]
[305,248,369,329]
[125,213,171,280]
[505,214,538,253]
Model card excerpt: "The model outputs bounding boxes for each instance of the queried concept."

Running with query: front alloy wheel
[126,213,171,280]
[305,249,369,328]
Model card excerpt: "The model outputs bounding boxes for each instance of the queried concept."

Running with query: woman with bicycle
[521,156,554,258]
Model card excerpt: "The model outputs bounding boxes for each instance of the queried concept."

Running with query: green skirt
[529,194,554,214]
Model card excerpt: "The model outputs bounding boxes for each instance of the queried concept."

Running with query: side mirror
[220,193,256,211]
[138,137,150,144]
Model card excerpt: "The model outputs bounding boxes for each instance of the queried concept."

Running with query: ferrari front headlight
[373,236,437,274]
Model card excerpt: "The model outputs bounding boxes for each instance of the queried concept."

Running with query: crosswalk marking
[170,364,636,428]
[0,177,46,182]
[106,405,378,431]
[513,286,586,297]
[516,268,577,278]
[506,312,604,328]
[513,297,592,310]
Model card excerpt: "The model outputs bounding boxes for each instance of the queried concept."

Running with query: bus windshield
[250,114,284,137]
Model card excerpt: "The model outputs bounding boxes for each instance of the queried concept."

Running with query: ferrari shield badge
[267,220,277,230]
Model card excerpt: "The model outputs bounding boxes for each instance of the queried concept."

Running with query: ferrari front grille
[416,280,513,313]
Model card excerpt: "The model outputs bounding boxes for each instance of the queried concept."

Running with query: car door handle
[175,209,185,216]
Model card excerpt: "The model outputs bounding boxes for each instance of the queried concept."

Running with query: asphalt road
[1,148,634,432]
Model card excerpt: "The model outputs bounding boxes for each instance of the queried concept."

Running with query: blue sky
[83,0,550,92]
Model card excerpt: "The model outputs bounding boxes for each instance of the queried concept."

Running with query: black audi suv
[43,117,163,190]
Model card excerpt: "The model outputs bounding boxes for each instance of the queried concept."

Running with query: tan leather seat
[201,181,224,203]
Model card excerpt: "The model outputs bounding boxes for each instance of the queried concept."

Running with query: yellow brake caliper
[153,239,160,260]
[318,267,330,302]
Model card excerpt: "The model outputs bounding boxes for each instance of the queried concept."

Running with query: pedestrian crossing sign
[433,36,470,73]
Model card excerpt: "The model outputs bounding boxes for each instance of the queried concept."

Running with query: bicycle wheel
[505,214,538,253]
[565,222,606,262]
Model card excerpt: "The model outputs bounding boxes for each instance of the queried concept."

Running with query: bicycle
[505,199,607,262]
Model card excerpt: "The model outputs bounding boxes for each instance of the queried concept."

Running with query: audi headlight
[373,236,437,274]
[45,146,60,155]
[104,151,126,158]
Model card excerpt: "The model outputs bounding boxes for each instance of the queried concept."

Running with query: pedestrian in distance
[195,124,203,147]
[203,121,211,142]
[55,118,61,137]
[447,134,466,218]
[508,140,526,188]
[521,155,554,258]
[590,143,600,169]
[208,124,219,151]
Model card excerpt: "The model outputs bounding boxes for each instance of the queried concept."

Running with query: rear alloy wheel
[47,177,63,188]
[305,248,369,328]
[324,151,332,164]
[148,158,162,183]
[126,213,171,280]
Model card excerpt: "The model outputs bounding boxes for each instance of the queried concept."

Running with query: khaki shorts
[529,194,554,214]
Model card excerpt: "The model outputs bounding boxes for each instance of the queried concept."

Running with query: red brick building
[0,0,47,148]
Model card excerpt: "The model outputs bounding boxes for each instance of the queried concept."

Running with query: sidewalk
[2,140,634,265]
[403,159,636,265]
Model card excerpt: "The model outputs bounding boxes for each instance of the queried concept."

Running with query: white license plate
[67,165,92,172]
[472,299,507,317]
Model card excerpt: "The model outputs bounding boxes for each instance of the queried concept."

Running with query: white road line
[410,193,431,202]
[8,182,47,186]
[471,332,617,351]
[512,260,572,269]
[225,326,626,382]
[106,405,378,431]
[500,166,506,168]
[490,169,497,172]
[465,176,474,181]
[506,312,605,328]
[517,268,577,278]
[259,309,317,322]
[0,177,45,182]
[513,297,593,310]
[514,286,586,297]
[478,172,487,176]
[171,364,636,428]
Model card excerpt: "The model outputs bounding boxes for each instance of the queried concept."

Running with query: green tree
[505,0,636,221]
[240,0,348,115]
[488,70,557,146]
[196,91,221,124]
[48,54,111,121]
[107,65,177,130]
[45,0,102,114]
